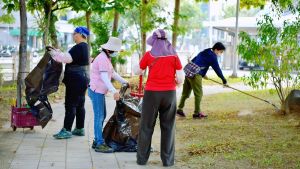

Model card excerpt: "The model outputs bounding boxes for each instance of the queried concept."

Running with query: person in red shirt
[134,29,184,167]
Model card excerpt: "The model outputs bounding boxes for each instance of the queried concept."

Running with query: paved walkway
[0,94,184,169]
[0,80,255,169]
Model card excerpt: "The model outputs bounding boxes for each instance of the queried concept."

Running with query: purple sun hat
[147,29,177,57]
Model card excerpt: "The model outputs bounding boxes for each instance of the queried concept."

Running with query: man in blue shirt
[177,42,227,118]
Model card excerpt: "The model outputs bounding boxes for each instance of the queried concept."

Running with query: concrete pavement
[0,94,184,169]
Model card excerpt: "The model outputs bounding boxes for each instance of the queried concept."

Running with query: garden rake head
[207,78,280,111]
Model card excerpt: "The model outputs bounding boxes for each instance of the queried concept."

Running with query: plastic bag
[103,84,142,152]
[25,47,62,127]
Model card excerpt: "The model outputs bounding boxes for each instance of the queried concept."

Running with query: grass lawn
[0,83,65,127]
[202,76,243,85]
[0,84,17,127]
[175,90,300,169]
[119,75,243,87]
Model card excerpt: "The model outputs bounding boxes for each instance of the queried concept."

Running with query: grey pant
[137,90,176,166]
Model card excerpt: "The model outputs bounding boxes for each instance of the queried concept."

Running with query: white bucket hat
[100,37,122,52]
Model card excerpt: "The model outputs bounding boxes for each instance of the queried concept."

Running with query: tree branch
[277,77,285,103]
[52,5,70,12]
[272,72,284,102]
[52,0,58,6]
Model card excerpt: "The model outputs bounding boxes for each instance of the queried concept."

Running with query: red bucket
[11,106,39,131]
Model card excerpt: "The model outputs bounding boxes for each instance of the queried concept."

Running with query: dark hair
[103,49,114,58]
[212,42,226,51]
[81,34,87,39]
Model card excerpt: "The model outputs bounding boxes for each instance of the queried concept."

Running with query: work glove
[48,48,73,63]
[222,78,228,87]
[222,78,227,85]
[48,48,59,56]
[122,82,130,88]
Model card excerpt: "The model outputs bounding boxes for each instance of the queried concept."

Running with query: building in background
[0,7,76,53]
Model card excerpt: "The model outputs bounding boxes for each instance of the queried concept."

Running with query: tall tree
[139,0,165,57]
[66,0,105,49]
[17,0,28,107]
[27,0,69,47]
[67,0,139,56]
[119,0,166,58]
[140,0,148,57]
[172,0,210,49]
[112,9,120,37]
[2,0,28,107]
[109,0,141,36]
[85,10,92,46]
[172,0,180,48]
[238,1,300,112]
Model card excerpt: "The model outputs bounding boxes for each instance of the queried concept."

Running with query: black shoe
[176,109,186,117]
[163,163,174,167]
[137,160,147,165]
[92,140,97,149]
[193,112,208,119]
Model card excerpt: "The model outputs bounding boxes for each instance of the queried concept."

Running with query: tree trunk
[112,10,120,37]
[43,1,58,48]
[85,10,91,50]
[17,0,28,107]
[43,0,52,46]
[49,13,58,48]
[141,32,146,58]
[172,0,180,48]
[140,0,148,58]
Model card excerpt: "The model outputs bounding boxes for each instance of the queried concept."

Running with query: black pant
[63,96,86,131]
[63,75,88,131]
[137,90,176,166]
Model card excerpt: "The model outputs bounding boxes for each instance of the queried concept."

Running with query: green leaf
[0,13,15,24]
[238,10,300,107]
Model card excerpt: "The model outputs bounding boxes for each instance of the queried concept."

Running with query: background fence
[0,53,41,82]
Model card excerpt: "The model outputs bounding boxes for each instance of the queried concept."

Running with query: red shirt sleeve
[139,52,150,70]
[175,55,183,70]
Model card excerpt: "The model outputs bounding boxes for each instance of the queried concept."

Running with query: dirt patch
[188,142,236,156]
[238,109,254,116]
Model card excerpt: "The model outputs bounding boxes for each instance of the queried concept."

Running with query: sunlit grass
[175,90,300,169]
[202,76,243,85]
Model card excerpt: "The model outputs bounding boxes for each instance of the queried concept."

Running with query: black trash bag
[103,84,142,152]
[29,95,53,128]
[107,138,138,152]
[25,46,62,128]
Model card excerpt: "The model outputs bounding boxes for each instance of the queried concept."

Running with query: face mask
[110,52,118,57]
[216,51,223,57]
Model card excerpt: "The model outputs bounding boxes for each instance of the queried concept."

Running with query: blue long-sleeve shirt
[192,48,226,83]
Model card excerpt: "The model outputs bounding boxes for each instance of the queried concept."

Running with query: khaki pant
[178,75,203,114]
